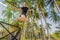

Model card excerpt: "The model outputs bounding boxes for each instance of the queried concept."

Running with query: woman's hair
[23,2,28,7]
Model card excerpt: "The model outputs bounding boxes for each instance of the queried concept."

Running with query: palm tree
[0,0,60,40]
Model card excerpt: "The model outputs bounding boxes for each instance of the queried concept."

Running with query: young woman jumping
[17,2,29,22]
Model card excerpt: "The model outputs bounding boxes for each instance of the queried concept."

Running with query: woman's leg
[17,14,28,22]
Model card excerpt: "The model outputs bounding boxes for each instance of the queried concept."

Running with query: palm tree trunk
[43,16,51,40]
[11,30,21,40]
[22,22,28,40]
[54,0,60,13]
[40,19,46,40]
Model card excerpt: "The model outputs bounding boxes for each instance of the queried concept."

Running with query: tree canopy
[0,0,60,40]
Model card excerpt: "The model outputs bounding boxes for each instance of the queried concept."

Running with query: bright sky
[0,0,58,33]
[0,0,6,18]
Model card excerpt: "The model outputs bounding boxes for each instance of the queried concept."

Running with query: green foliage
[0,0,60,40]
[55,27,60,38]
[50,10,60,23]
[2,8,13,20]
